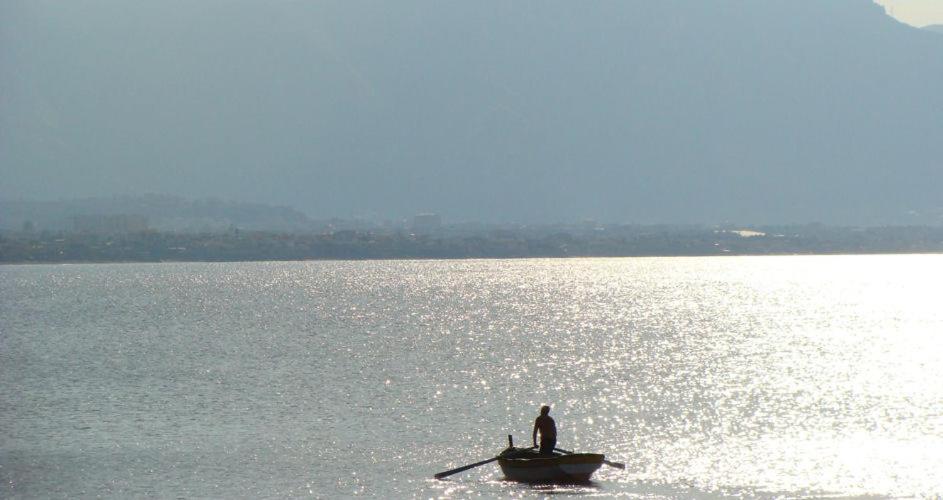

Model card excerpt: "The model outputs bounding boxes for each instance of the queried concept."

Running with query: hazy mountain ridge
[0,195,314,232]
[1,0,942,225]
[925,25,943,34]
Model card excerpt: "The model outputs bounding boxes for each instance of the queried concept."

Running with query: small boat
[434,435,619,482]
[497,444,604,483]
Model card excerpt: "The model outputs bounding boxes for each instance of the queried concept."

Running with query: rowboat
[497,445,604,483]
[433,435,620,482]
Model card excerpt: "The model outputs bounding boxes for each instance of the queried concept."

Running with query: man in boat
[532,405,557,455]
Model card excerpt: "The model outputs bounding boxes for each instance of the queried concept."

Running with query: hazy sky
[1,0,941,225]
[875,0,943,26]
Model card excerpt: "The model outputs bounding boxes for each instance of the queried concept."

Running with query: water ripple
[2,255,942,497]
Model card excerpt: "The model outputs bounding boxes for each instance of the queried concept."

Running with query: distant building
[412,213,442,233]
[71,214,149,234]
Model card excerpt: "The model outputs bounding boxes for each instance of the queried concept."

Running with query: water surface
[2,256,942,498]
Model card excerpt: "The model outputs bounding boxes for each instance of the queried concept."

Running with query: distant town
[2,196,942,263]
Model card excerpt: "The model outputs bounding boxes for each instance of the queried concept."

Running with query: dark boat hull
[497,449,604,483]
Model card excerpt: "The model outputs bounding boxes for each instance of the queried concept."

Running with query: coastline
[4,225,943,265]
[3,250,943,266]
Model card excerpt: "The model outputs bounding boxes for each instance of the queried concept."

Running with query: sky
[1,0,941,225]
[875,0,943,26]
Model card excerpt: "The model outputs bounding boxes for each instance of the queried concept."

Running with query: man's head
[540,405,551,415]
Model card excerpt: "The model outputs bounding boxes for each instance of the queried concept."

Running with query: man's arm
[532,418,539,447]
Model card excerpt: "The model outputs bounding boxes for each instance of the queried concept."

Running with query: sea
[2,255,942,498]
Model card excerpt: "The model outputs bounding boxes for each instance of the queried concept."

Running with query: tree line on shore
[3,225,943,263]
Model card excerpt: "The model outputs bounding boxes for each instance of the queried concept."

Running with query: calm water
[2,256,942,498]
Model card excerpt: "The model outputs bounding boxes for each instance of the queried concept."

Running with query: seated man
[532,405,557,455]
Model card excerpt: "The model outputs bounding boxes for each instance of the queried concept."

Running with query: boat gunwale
[497,453,605,469]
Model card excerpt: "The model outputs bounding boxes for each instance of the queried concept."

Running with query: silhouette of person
[532,405,557,455]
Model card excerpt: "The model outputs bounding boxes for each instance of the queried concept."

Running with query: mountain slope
[1,0,942,224]
[0,196,314,232]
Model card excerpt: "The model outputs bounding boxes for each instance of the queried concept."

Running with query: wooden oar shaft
[554,447,626,470]
[434,456,499,479]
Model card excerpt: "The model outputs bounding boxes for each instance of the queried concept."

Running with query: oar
[434,444,539,479]
[554,447,625,469]
[434,456,500,479]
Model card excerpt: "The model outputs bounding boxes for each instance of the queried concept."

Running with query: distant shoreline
[3,251,943,267]
[3,226,943,264]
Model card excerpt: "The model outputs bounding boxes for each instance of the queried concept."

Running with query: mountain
[1,0,942,224]
[0,195,314,232]
[924,25,943,34]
